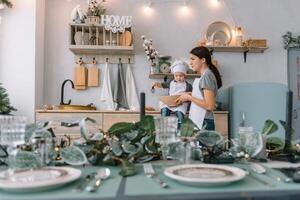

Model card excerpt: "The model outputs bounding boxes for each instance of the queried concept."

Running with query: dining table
[1,161,300,200]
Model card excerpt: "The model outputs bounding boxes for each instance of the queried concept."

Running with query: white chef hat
[170,60,189,75]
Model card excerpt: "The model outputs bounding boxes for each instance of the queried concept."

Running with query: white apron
[189,77,207,129]
[159,81,188,114]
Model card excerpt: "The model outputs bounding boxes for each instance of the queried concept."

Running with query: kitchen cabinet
[35,110,228,142]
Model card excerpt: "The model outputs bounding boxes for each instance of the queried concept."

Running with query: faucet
[60,79,74,105]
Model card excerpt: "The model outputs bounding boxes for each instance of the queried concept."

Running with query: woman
[176,46,222,130]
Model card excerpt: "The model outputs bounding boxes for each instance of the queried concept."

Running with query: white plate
[0,167,81,192]
[164,164,246,186]
[205,21,232,45]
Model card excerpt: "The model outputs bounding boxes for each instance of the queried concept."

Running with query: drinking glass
[231,130,263,160]
[154,116,178,166]
[0,115,27,173]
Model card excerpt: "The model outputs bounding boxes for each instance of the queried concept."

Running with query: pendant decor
[282,32,300,49]
[100,15,132,33]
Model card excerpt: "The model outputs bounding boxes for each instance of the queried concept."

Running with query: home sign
[100,15,132,33]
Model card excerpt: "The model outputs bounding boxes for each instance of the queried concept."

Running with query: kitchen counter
[35,109,229,141]
[35,109,229,114]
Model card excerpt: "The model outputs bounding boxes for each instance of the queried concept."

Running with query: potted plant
[0,83,16,115]
[85,0,106,25]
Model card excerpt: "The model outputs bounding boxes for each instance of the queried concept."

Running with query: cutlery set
[239,163,292,187]
[143,163,168,188]
[74,168,110,193]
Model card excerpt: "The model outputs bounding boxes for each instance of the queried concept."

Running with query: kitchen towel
[113,63,129,109]
[126,63,140,111]
[100,62,116,110]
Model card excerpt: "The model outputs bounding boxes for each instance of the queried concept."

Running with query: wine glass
[231,130,263,161]
[0,115,27,174]
[154,116,178,167]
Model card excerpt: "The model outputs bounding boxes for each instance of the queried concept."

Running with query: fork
[143,163,168,188]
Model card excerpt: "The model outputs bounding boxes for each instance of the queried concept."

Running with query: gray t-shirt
[199,69,218,119]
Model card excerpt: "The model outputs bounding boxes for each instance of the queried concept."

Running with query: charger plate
[205,21,232,45]
[164,164,246,186]
[0,167,81,192]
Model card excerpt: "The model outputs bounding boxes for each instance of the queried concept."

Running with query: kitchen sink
[58,104,96,110]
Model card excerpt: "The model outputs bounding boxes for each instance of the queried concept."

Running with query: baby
[152,60,192,126]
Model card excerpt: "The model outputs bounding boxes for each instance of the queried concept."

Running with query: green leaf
[79,117,96,141]
[180,118,198,137]
[135,115,155,133]
[110,140,123,156]
[90,132,104,141]
[61,146,88,165]
[262,120,278,135]
[119,160,137,177]
[108,122,135,137]
[0,145,7,158]
[266,137,284,152]
[136,155,155,163]
[196,130,223,147]
[124,130,139,141]
[140,135,153,145]
[279,120,295,140]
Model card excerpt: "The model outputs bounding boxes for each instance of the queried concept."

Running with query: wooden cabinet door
[103,113,139,132]
[214,113,229,138]
[35,113,103,139]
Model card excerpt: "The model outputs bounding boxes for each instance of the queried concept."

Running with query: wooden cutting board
[119,30,133,46]
[74,65,87,90]
[88,65,99,87]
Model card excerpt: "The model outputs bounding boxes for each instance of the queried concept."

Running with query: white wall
[0,0,37,122]
[43,0,300,110]
[35,0,45,110]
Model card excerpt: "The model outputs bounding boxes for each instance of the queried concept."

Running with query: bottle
[235,27,243,46]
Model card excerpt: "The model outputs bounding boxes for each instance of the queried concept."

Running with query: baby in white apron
[152,60,192,127]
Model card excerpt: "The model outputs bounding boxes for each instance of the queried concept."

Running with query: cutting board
[74,65,87,90]
[88,65,99,87]
[119,30,133,46]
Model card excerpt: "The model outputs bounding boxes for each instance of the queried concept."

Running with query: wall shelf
[69,23,134,63]
[69,45,134,55]
[149,73,200,79]
[206,46,269,63]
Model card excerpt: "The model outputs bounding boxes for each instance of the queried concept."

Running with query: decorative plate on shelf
[164,164,246,186]
[205,21,232,46]
[0,167,81,192]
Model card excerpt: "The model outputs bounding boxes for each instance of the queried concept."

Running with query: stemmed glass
[230,130,263,161]
[0,115,27,174]
[154,116,179,167]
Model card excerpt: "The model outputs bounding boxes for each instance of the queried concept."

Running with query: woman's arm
[176,89,216,111]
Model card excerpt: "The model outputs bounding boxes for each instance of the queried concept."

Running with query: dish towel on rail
[125,63,140,111]
[100,62,117,110]
[113,63,129,109]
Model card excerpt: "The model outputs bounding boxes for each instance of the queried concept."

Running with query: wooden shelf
[149,73,200,79]
[206,46,268,53]
[69,45,134,55]
[206,46,269,63]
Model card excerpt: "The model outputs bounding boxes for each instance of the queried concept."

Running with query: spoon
[86,168,111,192]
